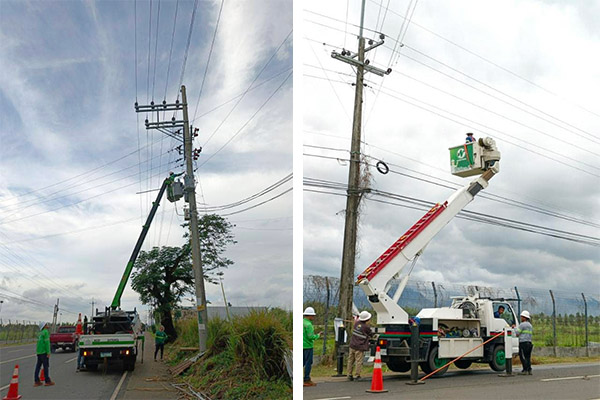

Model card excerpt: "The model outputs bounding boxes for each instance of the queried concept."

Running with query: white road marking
[313,397,352,400]
[0,354,36,365]
[110,370,128,400]
[541,374,600,382]
[64,356,77,364]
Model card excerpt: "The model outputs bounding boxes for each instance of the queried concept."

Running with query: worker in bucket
[347,311,374,381]
[34,322,55,386]
[303,307,320,387]
[465,132,476,143]
[514,310,533,375]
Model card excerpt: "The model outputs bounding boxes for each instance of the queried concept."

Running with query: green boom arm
[111,172,182,309]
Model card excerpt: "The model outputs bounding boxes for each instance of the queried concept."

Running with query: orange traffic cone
[40,367,45,383]
[75,313,83,335]
[366,346,388,393]
[3,364,22,400]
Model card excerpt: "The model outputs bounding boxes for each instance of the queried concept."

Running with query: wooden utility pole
[332,0,390,325]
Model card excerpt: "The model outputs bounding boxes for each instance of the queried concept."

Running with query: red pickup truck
[50,326,79,352]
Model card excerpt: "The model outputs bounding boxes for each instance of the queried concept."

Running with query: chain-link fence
[0,320,40,344]
[304,275,600,352]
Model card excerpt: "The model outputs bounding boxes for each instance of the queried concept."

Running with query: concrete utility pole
[90,298,95,318]
[135,86,209,352]
[331,0,391,325]
[181,85,209,352]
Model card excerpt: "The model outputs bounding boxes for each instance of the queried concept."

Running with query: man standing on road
[153,325,168,361]
[303,307,320,387]
[34,322,55,386]
[347,311,374,381]
[514,310,534,375]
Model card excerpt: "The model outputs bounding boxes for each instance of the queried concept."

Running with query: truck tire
[51,345,56,353]
[386,358,411,372]
[489,344,506,372]
[454,360,472,369]
[87,364,98,371]
[422,346,449,377]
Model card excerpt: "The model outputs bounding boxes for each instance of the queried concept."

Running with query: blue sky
[0,0,292,323]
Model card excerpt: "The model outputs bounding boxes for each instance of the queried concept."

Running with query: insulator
[150,101,154,106]
[172,116,176,121]
[162,100,166,105]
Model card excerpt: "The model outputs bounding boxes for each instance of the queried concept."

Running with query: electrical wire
[191,0,226,122]
[197,70,292,168]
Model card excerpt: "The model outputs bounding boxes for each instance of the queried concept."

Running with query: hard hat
[303,307,316,316]
[39,322,48,331]
[359,311,372,321]
[520,310,531,319]
[466,132,474,136]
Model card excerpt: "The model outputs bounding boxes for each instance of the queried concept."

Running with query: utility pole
[220,276,231,320]
[51,298,59,333]
[90,298,95,318]
[331,0,391,325]
[135,85,209,352]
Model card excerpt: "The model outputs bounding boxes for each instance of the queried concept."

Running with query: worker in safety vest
[303,307,320,387]
[347,311,374,381]
[34,322,55,386]
[514,310,533,375]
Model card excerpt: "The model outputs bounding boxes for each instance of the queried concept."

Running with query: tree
[131,246,193,341]
[131,214,236,341]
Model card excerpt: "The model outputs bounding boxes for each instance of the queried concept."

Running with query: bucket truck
[78,173,183,371]
[357,138,519,375]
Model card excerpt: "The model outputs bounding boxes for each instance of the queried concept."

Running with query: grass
[166,308,292,399]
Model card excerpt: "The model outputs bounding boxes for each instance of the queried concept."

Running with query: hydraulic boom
[110,172,183,309]
[356,137,501,325]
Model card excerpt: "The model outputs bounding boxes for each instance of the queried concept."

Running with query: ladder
[356,202,447,283]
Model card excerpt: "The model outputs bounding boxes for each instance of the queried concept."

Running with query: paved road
[0,343,131,399]
[304,363,600,400]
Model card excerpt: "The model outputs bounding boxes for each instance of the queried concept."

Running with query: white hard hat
[520,310,531,319]
[39,322,48,331]
[359,311,372,321]
[303,307,316,316]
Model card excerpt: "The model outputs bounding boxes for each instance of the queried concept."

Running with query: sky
[302,0,600,304]
[0,0,292,324]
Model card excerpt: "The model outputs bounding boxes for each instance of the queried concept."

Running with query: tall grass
[169,308,292,399]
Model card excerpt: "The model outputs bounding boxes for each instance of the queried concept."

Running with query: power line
[303,177,599,247]
[196,29,293,144]
[219,187,292,217]
[192,0,226,122]
[163,0,179,101]
[176,0,199,100]
[197,70,292,168]
[303,150,600,229]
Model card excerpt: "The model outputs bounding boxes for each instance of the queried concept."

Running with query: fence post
[549,290,556,356]
[514,286,521,317]
[432,282,438,308]
[582,293,589,357]
[322,277,330,356]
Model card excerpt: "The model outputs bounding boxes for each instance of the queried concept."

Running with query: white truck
[356,137,520,375]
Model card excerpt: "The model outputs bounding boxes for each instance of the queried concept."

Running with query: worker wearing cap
[465,132,476,143]
[514,310,533,375]
[347,311,374,381]
[303,307,320,387]
[34,322,55,386]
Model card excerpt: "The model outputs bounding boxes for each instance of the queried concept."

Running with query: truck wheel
[454,360,472,369]
[87,364,98,371]
[386,358,411,372]
[51,345,56,353]
[425,346,449,377]
[489,344,506,371]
